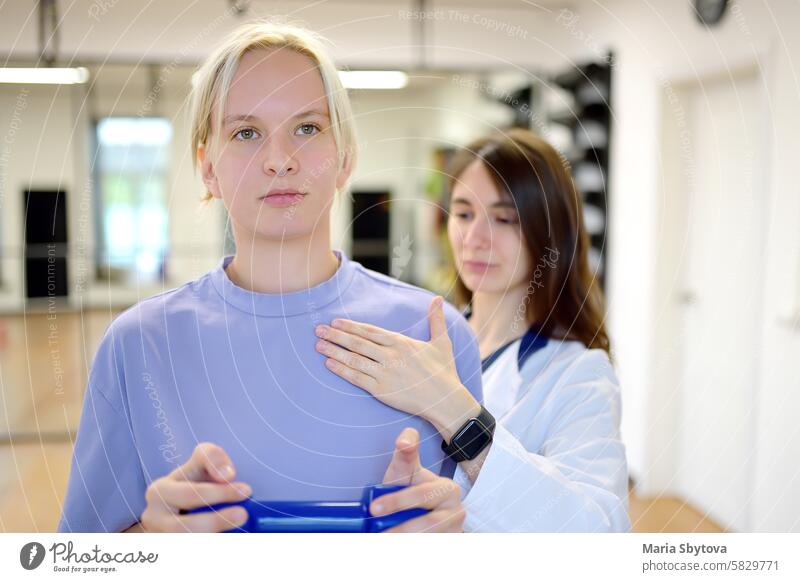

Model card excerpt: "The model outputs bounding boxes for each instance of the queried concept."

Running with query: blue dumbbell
[185,484,428,532]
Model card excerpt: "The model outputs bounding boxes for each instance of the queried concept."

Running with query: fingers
[142,503,249,533]
[146,478,252,513]
[171,442,236,484]
[382,508,466,533]
[324,358,380,392]
[316,339,382,378]
[315,324,387,363]
[382,428,422,486]
[328,319,396,347]
[427,296,450,345]
[371,477,460,516]
[378,483,466,534]
[141,442,254,533]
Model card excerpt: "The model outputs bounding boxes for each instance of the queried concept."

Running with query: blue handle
[362,484,429,533]
[186,484,428,533]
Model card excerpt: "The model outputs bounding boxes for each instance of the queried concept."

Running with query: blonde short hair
[188,19,357,202]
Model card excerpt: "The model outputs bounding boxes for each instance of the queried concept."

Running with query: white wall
[752,25,800,532]
[1,0,798,530]
[564,0,800,531]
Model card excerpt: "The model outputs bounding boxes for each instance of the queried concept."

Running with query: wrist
[429,388,482,443]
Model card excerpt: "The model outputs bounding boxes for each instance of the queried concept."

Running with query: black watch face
[453,420,490,459]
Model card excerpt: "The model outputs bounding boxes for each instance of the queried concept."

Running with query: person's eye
[453,212,472,220]
[295,123,321,136]
[495,215,518,225]
[233,127,260,141]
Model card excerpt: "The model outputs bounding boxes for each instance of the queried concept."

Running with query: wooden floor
[0,309,117,532]
[0,311,726,533]
[629,492,726,533]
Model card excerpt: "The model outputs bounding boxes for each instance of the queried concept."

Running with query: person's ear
[335,149,353,191]
[197,146,222,200]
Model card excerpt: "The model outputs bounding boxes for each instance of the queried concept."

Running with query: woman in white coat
[312,128,629,532]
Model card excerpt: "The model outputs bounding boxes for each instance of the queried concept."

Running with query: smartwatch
[441,406,496,462]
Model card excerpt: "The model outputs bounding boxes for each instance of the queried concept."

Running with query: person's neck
[225,228,340,294]
[468,286,530,359]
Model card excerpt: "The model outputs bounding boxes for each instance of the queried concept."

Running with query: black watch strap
[441,405,496,462]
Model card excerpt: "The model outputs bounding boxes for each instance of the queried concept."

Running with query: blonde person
[58,20,482,533]
[313,129,630,532]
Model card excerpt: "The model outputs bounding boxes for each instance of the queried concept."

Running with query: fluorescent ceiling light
[338,70,408,90]
[0,67,90,84]
[98,117,173,147]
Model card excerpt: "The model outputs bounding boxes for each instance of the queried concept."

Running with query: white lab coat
[452,336,630,532]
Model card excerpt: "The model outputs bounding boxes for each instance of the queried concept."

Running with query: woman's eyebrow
[290,108,330,120]
[222,113,259,126]
[451,196,515,209]
[492,201,516,209]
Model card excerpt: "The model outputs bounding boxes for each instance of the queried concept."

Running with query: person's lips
[462,260,498,272]
[260,189,306,207]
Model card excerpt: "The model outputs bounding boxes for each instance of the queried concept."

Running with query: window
[94,117,171,283]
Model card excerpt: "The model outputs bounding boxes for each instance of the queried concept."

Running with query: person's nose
[262,133,298,177]
[462,213,492,251]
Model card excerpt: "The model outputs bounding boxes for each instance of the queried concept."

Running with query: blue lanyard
[479,324,548,373]
[463,301,548,373]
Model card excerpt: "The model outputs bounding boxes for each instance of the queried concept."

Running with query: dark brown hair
[446,128,611,355]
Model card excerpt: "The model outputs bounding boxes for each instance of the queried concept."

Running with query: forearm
[122,522,145,532]
[455,445,490,484]
[457,425,630,532]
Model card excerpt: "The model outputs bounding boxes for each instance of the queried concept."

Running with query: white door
[674,69,766,532]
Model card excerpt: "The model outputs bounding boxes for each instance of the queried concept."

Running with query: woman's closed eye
[495,215,518,225]
[451,210,517,225]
